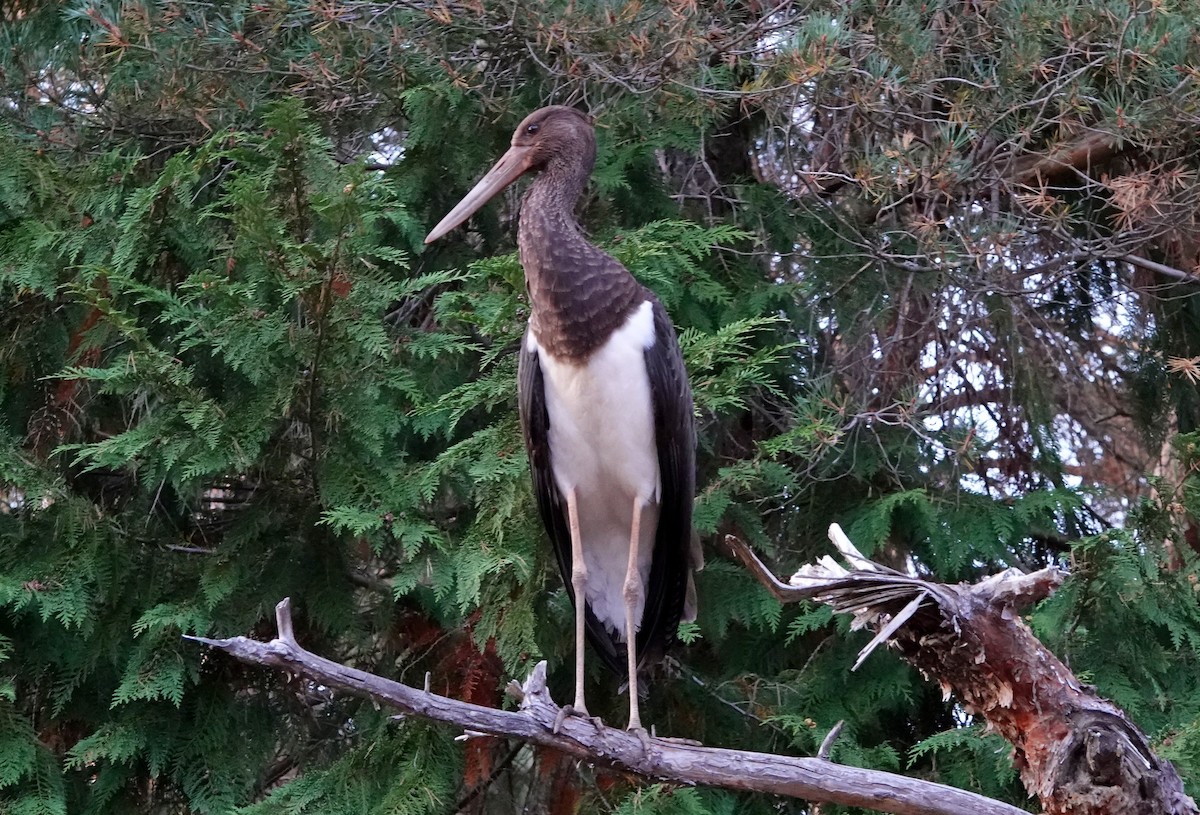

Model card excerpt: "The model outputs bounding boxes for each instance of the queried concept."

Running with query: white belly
[530,300,660,637]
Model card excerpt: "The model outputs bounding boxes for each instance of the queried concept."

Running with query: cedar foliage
[0,1,1198,813]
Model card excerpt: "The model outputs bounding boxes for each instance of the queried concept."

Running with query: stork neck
[518,173,587,267]
[517,165,642,363]
[526,152,591,217]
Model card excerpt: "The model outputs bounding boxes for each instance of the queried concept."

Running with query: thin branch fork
[188,599,1026,815]
[727,526,1199,815]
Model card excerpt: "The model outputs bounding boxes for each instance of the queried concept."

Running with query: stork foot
[627,724,653,756]
[552,704,604,735]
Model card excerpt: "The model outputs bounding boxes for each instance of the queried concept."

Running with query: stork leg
[567,487,589,718]
[554,488,605,735]
[623,500,646,732]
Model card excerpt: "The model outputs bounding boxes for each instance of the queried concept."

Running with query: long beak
[424,145,535,244]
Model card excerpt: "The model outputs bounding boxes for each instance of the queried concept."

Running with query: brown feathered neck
[517,147,642,363]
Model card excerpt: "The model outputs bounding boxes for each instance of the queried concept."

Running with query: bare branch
[1122,254,1200,283]
[188,599,1028,815]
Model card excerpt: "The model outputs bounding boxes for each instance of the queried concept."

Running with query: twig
[812,722,846,815]
[818,722,845,760]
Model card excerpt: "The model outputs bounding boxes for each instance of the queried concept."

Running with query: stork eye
[526,123,540,135]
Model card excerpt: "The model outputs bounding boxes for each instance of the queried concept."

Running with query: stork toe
[552,703,605,735]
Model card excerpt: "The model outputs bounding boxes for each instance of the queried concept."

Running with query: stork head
[424,106,595,244]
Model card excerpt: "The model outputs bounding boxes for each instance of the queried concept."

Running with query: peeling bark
[727,526,1198,815]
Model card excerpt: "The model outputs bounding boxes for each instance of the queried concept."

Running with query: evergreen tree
[0,1,1197,812]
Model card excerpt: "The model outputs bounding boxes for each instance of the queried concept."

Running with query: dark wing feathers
[634,297,696,667]
[518,297,696,676]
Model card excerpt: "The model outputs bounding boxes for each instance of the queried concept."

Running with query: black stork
[424,106,699,731]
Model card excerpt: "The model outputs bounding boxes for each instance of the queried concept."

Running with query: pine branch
[187,599,1027,815]
[727,526,1200,815]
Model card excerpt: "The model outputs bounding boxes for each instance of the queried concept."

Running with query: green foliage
[909,725,1027,807]
[0,95,448,812]
[237,719,461,815]
[0,1,1198,813]
[613,786,721,815]
[1032,530,1200,792]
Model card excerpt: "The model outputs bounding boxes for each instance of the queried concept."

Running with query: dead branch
[1009,132,1119,186]
[188,598,1027,815]
[727,526,1199,815]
